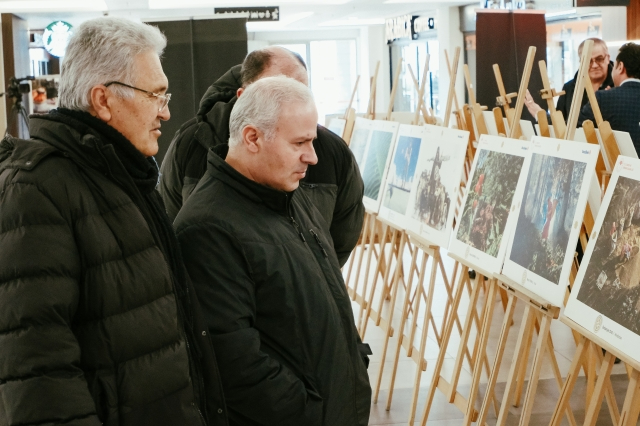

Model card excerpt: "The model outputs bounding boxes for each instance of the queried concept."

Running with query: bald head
[241,46,308,87]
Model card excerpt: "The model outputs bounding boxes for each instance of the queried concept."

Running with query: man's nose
[303,143,318,165]
[159,105,171,121]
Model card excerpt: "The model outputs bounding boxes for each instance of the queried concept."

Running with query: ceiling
[3,0,474,32]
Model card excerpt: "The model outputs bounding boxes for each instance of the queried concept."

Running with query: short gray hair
[59,17,167,111]
[229,76,315,147]
[578,37,609,57]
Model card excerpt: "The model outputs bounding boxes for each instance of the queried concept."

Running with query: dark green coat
[174,151,371,426]
[0,114,227,426]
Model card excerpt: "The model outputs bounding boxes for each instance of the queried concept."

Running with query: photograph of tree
[456,149,525,256]
[577,176,640,334]
[362,130,394,200]
[383,135,421,215]
[411,146,455,231]
[509,154,587,284]
[349,127,370,169]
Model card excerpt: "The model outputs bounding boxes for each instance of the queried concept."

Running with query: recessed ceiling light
[0,0,107,12]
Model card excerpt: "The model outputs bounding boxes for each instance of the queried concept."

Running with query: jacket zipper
[309,229,329,258]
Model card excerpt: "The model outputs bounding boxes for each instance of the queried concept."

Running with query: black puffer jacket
[159,65,364,266]
[174,149,371,426]
[0,111,227,426]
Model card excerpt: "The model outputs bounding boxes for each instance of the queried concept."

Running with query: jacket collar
[207,146,293,217]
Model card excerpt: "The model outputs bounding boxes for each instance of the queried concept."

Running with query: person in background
[0,17,227,426]
[159,46,364,266]
[578,42,640,151]
[524,37,613,121]
[174,76,371,426]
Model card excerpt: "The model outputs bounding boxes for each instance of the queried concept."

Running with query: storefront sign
[214,7,279,21]
[43,21,72,58]
[386,15,436,43]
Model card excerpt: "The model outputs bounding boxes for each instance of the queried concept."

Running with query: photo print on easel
[448,135,530,275]
[348,117,373,169]
[404,125,469,248]
[327,118,346,138]
[565,156,640,364]
[359,120,400,213]
[502,136,599,307]
[378,124,425,229]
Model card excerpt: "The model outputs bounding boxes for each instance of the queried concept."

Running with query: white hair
[229,75,315,147]
[59,17,166,111]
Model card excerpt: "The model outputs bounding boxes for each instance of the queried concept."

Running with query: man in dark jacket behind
[0,17,226,426]
[159,46,364,266]
[174,75,371,426]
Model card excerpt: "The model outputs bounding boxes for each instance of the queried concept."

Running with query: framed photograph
[360,120,400,213]
[448,134,531,275]
[502,136,599,307]
[402,125,469,247]
[327,118,346,139]
[348,117,373,170]
[565,156,640,365]
[378,124,426,230]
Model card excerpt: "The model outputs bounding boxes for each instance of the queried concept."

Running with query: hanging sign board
[214,7,279,21]
[386,14,436,43]
[43,21,73,58]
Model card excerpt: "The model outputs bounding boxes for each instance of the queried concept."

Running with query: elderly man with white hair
[174,75,371,426]
[0,17,227,426]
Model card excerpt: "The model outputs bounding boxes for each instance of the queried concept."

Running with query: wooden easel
[406,61,436,126]
[443,47,461,128]
[492,63,516,136]
[549,316,640,426]
[537,59,566,138]
[419,253,500,425]
[341,75,360,144]
[367,61,380,120]
[463,64,489,137]
[506,46,536,140]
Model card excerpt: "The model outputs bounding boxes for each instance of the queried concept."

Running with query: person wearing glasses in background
[578,42,640,152]
[0,17,227,426]
[524,37,614,122]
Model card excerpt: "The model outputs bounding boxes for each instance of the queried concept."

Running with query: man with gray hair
[0,17,227,426]
[174,75,371,426]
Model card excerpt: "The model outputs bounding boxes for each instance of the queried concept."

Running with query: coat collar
[207,146,294,217]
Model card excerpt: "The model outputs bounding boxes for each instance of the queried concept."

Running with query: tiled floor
[345,245,631,425]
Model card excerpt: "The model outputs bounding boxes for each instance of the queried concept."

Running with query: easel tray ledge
[447,251,495,279]
[495,273,561,318]
[560,315,640,373]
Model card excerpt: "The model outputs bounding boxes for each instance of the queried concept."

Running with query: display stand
[463,64,489,137]
[367,61,380,120]
[386,58,403,121]
[443,47,460,128]
[492,63,515,136]
[506,46,536,140]
[341,75,360,144]
[419,252,500,425]
[406,61,436,126]
[536,59,565,138]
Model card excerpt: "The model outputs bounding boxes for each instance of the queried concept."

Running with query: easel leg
[407,249,440,424]
[512,311,536,408]
[346,212,369,297]
[462,279,498,425]
[385,249,426,410]
[549,336,588,426]
[618,369,640,426]
[407,252,431,356]
[477,293,517,425]
[357,215,378,333]
[517,314,553,426]
[583,351,616,426]
[544,331,578,426]
[372,233,407,403]
[495,305,535,426]
[418,264,469,426]
[360,222,391,336]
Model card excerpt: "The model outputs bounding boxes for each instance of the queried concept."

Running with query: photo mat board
[378,124,426,230]
[403,125,469,247]
[448,135,531,275]
[565,156,640,365]
[348,117,373,170]
[327,118,346,139]
[502,136,599,307]
[360,120,400,213]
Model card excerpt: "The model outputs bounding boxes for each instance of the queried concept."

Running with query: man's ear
[89,85,112,122]
[241,125,261,153]
[236,87,245,98]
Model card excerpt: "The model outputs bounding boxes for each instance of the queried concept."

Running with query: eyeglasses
[104,81,171,113]
[590,55,608,66]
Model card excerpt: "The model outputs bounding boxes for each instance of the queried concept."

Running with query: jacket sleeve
[332,146,365,267]
[556,81,571,123]
[0,178,100,426]
[578,100,597,128]
[177,222,323,426]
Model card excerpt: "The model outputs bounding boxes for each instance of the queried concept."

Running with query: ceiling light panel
[149,0,351,9]
[0,0,107,12]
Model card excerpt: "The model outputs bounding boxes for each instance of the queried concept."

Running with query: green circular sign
[43,21,73,58]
